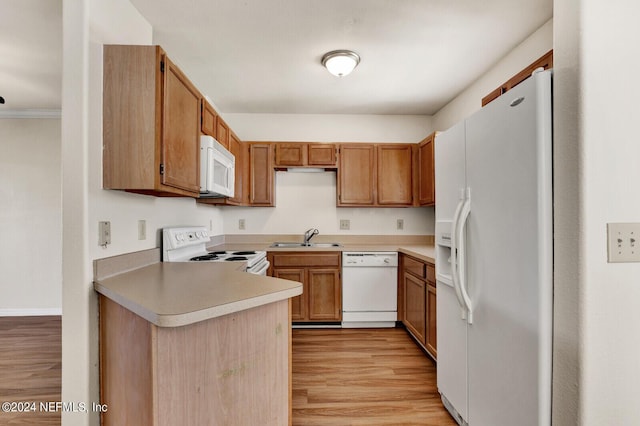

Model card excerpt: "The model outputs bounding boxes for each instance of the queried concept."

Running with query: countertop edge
[95,280,302,328]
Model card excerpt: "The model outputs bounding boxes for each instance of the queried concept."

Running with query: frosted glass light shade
[321,50,360,77]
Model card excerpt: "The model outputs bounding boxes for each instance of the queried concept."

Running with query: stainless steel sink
[270,242,341,248]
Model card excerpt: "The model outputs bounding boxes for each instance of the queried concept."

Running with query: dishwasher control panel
[342,252,398,267]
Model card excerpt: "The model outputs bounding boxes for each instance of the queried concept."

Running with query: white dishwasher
[342,252,398,328]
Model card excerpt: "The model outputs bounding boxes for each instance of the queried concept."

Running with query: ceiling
[0,0,552,115]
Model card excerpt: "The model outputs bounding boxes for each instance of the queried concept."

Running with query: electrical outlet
[607,222,640,262]
[138,220,146,240]
[397,219,404,230]
[209,219,213,231]
[340,219,350,230]
[239,219,246,230]
[99,221,111,247]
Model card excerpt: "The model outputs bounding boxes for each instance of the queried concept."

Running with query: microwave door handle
[207,147,214,191]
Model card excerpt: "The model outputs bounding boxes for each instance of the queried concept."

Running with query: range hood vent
[285,167,327,173]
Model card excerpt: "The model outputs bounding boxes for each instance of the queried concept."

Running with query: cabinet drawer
[426,264,435,283]
[404,256,426,278]
[270,252,340,267]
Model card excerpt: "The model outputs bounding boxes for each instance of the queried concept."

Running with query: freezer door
[437,281,468,425]
[464,71,553,426]
[435,121,466,225]
[435,120,469,423]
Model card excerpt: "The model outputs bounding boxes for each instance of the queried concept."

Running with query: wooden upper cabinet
[274,143,337,168]
[216,117,230,149]
[377,144,413,205]
[228,132,245,204]
[103,45,201,197]
[338,144,376,205]
[418,133,435,206]
[249,143,274,206]
[161,55,201,194]
[275,143,306,167]
[201,100,217,137]
[482,49,553,106]
[307,144,337,166]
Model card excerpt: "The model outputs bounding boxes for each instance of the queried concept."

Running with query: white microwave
[200,135,235,198]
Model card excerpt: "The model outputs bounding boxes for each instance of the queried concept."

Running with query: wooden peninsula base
[99,295,291,425]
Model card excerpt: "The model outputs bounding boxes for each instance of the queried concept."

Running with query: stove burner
[190,254,220,261]
[225,256,248,261]
[232,251,257,256]
[208,251,228,255]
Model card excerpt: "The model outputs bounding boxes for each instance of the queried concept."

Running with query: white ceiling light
[321,50,360,77]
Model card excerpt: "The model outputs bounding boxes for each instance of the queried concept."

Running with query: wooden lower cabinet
[273,268,307,321]
[269,252,341,323]
[400,253,437,360]
[426,282,437,358]
[99,296,291,425]
[404,272,427,344]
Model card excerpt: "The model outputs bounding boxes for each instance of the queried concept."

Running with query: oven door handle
[250,260,270,275]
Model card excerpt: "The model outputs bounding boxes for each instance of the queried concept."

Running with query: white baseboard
[0,308,62,316]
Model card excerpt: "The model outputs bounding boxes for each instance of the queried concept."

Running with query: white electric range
[162,226,269,275]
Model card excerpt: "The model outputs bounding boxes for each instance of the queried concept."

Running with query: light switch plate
[99,221,111,247]
[397,219,404,230]
[340,219,350,230]
[238,219,246,230]
[138,220,146,240]
[607,222,640,263]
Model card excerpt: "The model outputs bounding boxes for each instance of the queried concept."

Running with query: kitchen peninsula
[94,250,302,425]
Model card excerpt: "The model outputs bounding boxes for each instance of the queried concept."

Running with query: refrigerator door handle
[451,189,468,320]
[456,188,474,324]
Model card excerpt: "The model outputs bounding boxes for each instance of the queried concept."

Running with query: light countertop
[216,243,436,264]
[93,237,434,329]
[94,261,302,328]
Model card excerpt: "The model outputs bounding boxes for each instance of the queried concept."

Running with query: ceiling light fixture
[321,50,360,77]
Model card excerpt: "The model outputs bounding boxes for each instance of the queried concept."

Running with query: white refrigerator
[435,70,553,426]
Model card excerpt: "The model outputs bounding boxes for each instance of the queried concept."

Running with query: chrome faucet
[303,228,319,245]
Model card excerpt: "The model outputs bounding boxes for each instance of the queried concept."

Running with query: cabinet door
[418,134,435,206]
[404,272,426,345]
[338,144,375,205]
[308,269,341,321]
[275,143,306,167]
[228,132,244,204]
[249,143,274,206]
[377,144,413,205]
[273,268,307,321]
[308,144,336,167]
[161,55,201,194]
[201,100,217,137]
[216,117,230,149]
[426,283,437,359]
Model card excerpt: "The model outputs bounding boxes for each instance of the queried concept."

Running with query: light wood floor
[0,316,61,425]
[292,327,457,426]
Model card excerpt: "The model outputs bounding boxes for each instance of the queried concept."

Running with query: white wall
[0,118,62,314]
[553,0,640,424]
[225,113,433,143]
[88,7,224,261]
[433,19,553,131]
[223,113,434,235]
[223,172,434,235]
[62,0,222,424]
